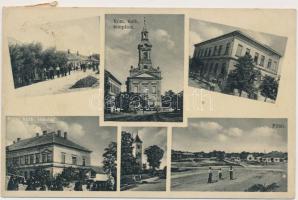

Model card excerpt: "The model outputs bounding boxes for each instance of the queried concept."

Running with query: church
[126,18,162,107]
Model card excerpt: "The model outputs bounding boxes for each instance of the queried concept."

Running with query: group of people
[207,166,234,184]
[7,173,115,191]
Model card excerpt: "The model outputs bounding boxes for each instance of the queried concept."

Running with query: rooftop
[6,130,92,153]
[194,30,282,57]
[105,69,122,85]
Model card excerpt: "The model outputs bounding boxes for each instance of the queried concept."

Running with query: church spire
[141,17,149,41]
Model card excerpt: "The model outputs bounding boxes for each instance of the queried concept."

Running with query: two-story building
[6,130,92,179]
[191,30,282,95]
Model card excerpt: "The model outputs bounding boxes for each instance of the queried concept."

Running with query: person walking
[218,168,223,180]
[229,166,234,180]
[207,167,213,183]
[56,66,60,78]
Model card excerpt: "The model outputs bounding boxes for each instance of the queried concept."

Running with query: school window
[221,63,226,75]
[20,156,25,165]
[30,154,34,164]
[200,49,203,57]
[273,61,278,72]
[214,63,218,74]
[152,86,156,94]
[25,155,29,165]
[42,153,47,163]
[134,85,138,93]
[267,59,272,69]
[82,157,86,166]
[245,48,251,55]
[47,153,52,162]
[254,52,259,64]
[72,156,77,165]
[204,49,208,57]
[260,55,265,66]
[235,44,243,57]
[213,46,217,56]
[35,154,40,164]
[224,43,230,55]
[218,45,222,56]
[61,152,66,164]
[208,48,212,56]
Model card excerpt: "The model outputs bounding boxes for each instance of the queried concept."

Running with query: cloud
[152,29,175,49]
[250,126,278,138]
[6,117,42,145]
[190,121,223,132]
[218,134,228,142]
[226,127,243,137]
[69,123,85,138]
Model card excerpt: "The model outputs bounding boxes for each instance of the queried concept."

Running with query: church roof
[6,132,92,153]
[134,134,143,143]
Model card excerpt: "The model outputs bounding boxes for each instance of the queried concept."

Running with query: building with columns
[6,130,92,179]
[191,30,282,89]
[126,18,162,107]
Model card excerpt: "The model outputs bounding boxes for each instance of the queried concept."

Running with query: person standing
[218,168,223,180]
[229,166,234,180]
[56,66,60,78]
[207,167,213,183]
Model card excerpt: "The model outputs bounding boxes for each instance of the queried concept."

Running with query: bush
[70,75,98,89]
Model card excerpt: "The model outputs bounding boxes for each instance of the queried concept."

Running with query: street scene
[104,14,184,122]
[189,18,287,103]
[172,118,288,192]
[120,127,167,191]
[8,16,100,97]
[6,116,117,191]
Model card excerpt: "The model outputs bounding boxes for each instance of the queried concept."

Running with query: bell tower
[138,17,153,70]
[133,132,143,170]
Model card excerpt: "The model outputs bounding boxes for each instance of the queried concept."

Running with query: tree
[121,131,137,175]
[225,54,261,97]
[102,141,117,185]
[259,75,278,102]
[144,145,164,171]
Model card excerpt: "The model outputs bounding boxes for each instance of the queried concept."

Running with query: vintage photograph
[104,14,184,122]
[120,127,167,191]
[8,16,100,96]
[5,116,117,191]
[171,118,288,192]
[189,19,287,103]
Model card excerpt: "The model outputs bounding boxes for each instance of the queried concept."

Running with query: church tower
[126,17,162,107]
[132,133,143,170]
[138,18,153,70]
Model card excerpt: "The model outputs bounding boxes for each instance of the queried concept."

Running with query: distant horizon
[172,149,287,154]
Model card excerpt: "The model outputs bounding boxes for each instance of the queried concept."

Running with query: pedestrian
[229,166,234,180]
[56,66,60,78]
[74,181,83,191]
[7,175,18,190]
[207,167,212,183]
[68,65,71,75]
[218,168,223,180]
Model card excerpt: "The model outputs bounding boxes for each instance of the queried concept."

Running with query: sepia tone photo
[104,14,184,122]
[5,116,117,191]
[189,19,287,103]
[8,17,100,97]
[120,127,167,191]
[171,118,288,192]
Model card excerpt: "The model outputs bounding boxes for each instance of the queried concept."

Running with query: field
[171,163,287,192]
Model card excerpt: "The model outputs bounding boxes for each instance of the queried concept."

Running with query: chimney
[57,130,61,137]
[77,51,79,56]
[13,141,15,144]
[17,138,21,142]
[36,133,39,137]
[68,49,70,54]
[64,132,67,139]
[43,130,47,135]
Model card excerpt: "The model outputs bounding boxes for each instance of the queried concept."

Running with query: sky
[6,116,117,166]
[105,14,185,93]
[173,118,287,153]
[122,127,167,169]
[8,16,100,56]
[189,18,288,57]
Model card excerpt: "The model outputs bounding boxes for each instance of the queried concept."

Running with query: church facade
[126,18,162,107]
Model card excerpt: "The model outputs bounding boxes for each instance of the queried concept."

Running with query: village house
[6,130,92,179]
